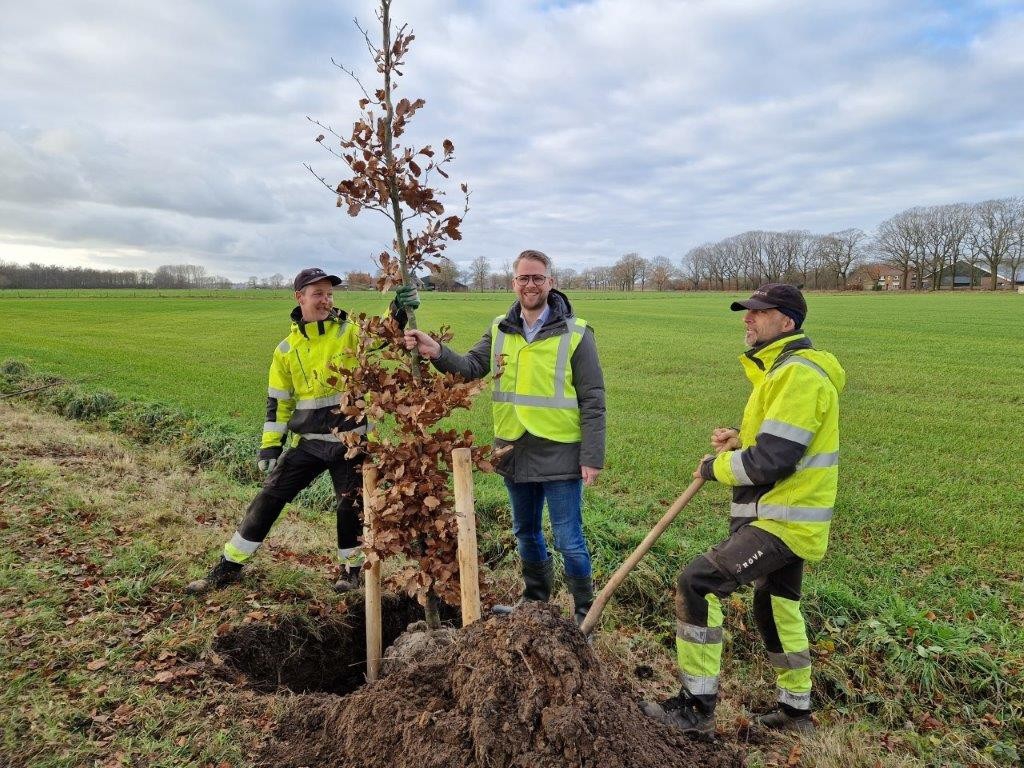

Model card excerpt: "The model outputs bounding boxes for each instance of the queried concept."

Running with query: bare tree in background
[346,270,374,289]
[610,252,645,291]
[1002,197,1024,288]
[817,229,867,289]
[648,256,676,290]
[973,198,1018,289]
[552,266,577,290]
[680,246,709,289]
[468,254,489,291]
[433,257,462,291]
[874,212,918,289]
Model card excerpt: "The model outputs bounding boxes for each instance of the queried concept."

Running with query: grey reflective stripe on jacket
[731,503,833,522]
[491,318,586,409]
[758,418,814,445]
[294,394,342,410]
[301,424,369,442]
[797,451,839,470]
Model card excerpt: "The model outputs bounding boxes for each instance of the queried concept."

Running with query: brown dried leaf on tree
[308,0,480,621]
[328,314,497,605]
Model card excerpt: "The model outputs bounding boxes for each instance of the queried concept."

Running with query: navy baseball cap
[293,267,342,291]
[730,283,807,316]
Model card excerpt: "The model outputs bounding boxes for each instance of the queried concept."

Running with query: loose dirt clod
[260,603,743,768]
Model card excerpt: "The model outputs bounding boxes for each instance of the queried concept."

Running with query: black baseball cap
[730,283,807,317]
[293,267,342,291]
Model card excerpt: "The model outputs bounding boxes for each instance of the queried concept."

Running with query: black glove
[257,446,282,474]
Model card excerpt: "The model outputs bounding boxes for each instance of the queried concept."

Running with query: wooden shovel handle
[580,478,705,636]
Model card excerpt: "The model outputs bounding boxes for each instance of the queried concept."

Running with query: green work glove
[394,284,420,311]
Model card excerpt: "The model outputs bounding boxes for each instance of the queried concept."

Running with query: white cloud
[0,0,1022,279]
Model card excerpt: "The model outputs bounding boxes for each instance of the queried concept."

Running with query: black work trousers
[674,524,807,709]
[237,439,363,551]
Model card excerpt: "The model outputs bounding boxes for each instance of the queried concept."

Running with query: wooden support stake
[362,463,382,682]
[452,447,481,626]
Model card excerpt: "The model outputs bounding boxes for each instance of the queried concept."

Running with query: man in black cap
[642,283,846,736]
[186,268,420,594]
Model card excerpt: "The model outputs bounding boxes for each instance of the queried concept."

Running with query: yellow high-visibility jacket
[701,332,846,562]
[260,306,363,452]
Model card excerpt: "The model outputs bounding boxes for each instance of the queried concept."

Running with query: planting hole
[212,594,458,695]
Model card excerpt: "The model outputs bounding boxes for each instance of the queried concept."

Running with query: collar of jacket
[741,331,811,376]
[289,306,349,339]
[497,289,574,340]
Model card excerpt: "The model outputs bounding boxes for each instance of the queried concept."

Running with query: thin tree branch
[331,58,371,101]
[306,116,346,142]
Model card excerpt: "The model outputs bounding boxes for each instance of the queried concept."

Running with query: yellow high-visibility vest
[490,316,587,443]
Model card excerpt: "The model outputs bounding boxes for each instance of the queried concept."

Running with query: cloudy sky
[1,0,1022,281]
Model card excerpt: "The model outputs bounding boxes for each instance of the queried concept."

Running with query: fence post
[362,463,382,682]
[452,447,481,626]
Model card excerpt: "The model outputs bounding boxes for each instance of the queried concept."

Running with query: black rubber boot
[756,706,815,734]
[186,556,243,595]
[333,564,364,593]
[492,558,554,615]
[565,574,594,627]
[523,558,555,601]
[640,691,716,736]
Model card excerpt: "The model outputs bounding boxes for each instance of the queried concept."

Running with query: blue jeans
[504,478,592,579]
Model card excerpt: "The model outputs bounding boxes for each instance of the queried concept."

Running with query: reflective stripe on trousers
[223,531,260,564]
[769,593,812,709]
[677,595,723,697]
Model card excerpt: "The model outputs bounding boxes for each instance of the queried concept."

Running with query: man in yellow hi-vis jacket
[186,267,419,595]
[402,250,605,625]
[642,283,845,736]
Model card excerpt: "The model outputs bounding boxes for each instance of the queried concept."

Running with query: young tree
[306,0,495,623]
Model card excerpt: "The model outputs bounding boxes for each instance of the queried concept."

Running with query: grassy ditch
[2,356,1021,766]
[2,288,1022,766]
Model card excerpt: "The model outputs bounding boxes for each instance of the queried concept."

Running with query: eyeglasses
[513,274,550,286]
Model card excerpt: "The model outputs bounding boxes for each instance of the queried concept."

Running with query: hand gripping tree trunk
[307,0,475,629]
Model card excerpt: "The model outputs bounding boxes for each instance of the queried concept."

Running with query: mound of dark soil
[260,603,743,768]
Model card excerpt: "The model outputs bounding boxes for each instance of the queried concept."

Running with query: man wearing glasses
[403,249,606,626]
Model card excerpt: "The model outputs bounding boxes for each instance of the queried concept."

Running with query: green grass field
[2,289,1022,765]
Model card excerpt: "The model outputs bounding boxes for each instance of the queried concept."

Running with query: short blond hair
[513,249,552,273]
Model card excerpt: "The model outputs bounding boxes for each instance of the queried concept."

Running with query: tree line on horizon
[2,197,1020,292]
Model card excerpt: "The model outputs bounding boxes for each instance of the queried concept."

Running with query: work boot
[565,574,594,627]
[492,558,554,615]
[333,564,364,593]
[640,693,716,736]
[186,556,243,595]
[756,707,815,735]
